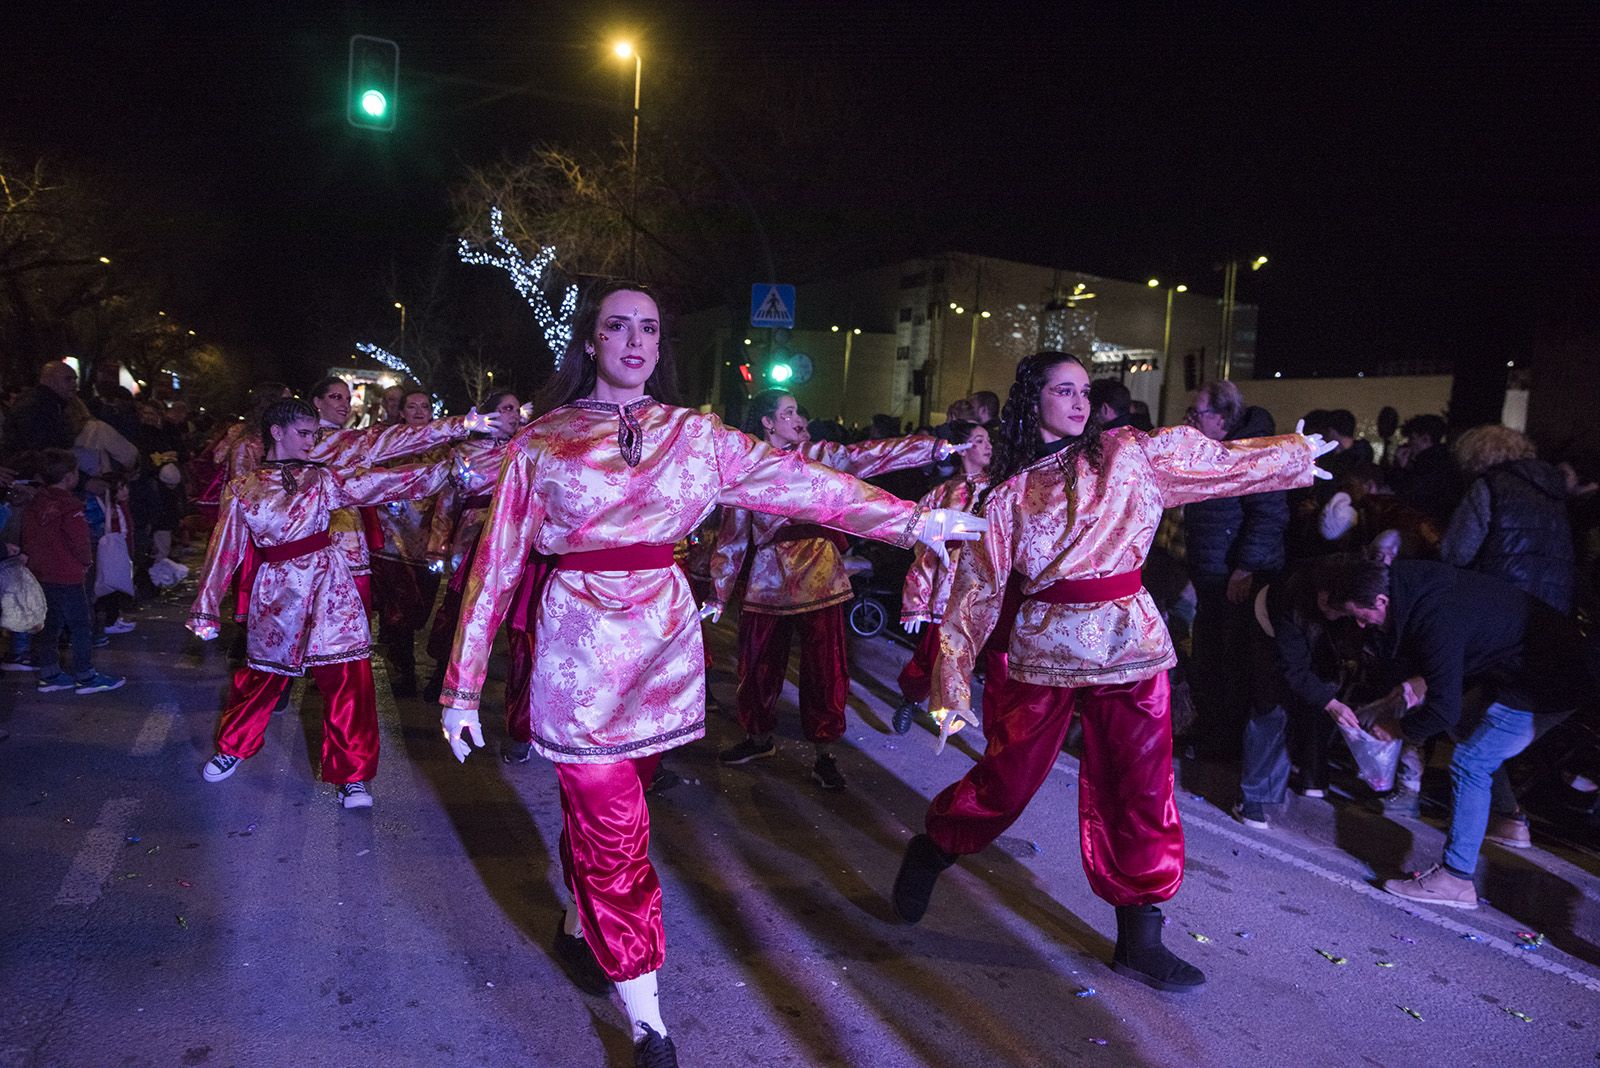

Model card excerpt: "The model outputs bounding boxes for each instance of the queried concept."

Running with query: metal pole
[1157,287,1174,425]
[839,330,854,423]
[628,53,641,277]
[964,263,983,397]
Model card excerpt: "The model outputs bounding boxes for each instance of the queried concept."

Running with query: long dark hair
[987,352,1103,487]
[741,388,794,438]
[532,280,680,417]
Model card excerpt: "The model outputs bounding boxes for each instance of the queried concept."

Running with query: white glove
[936,441,974,462]
[1295,419,1338,480]
[699,601,723,624]
[931,706,978,755]
[441,706,486,763]
[188,619,219,641]
[901,614,929,635]
[917,508,987,566]
[1318,491,1357,541]
[519,402,536,423]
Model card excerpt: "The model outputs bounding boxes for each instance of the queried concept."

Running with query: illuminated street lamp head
[1147,278,1160,288]
[613,41,634,59]
[393,301,403,310]
[1252,255,1269,270]
[852,328,861,335]
[98,256,111,265]
[980,311,991,318]
[830,325,840,332]
[1176,284,1189,293]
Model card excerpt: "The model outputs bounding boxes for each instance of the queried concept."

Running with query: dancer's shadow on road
[660,706,1155,1067]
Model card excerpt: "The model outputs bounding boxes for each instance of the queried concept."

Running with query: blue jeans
[37,581,94,679]
[1444,701,1570,876]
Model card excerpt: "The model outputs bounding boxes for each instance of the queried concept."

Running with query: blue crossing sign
[750,284,796,329]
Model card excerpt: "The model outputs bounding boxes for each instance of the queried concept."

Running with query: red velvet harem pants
[556,754,665,982]
[735,604,848,744]
[215,660,379,784]
[925,672,1183,907]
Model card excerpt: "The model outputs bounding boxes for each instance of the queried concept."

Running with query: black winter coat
[1441,459,1576,614]
[1182,406,1289,578]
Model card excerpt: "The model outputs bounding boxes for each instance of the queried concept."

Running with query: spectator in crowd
[1310,409,1374,499]
[20,448,124,694]
[1182,380,1290,757]
[4,360,78,455]
[1313,555,1595,908]
[380,384,406,425]
[1127,399,1155,432]
[1089,378,1136,431]
[969,390,999,424]
[1317,465,1443,561]
[1392,413,1459,524]
[1442,425,1577,614]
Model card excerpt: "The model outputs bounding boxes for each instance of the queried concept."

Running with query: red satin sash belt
[555,544,677,571]
[1025,569,1143,605]
[256,529,332,563]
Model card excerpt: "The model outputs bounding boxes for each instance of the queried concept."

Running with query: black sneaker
[553,918,612,997]
[718,736,776,765]
[811,753,846,790]
[337,781,374,809]
[633,1024,678,1068]
[1232,800,1269,829]
[502,740,533,764]
[892,700,923,735]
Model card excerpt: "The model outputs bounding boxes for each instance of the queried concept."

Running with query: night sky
[4,1,1596,391]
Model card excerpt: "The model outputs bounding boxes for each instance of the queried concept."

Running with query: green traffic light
[361,89,388,118]
[769,363,793,383]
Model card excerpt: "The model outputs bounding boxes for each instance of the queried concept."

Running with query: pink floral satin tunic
[900,474,988,624]
[426,438,511,568]
[312,418,477,576]
[443,398,926,764]
[934,426,1315,712]
[709,436,937,615]
[190,460,450,675]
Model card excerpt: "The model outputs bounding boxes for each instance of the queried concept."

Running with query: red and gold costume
[897,472,989,706]
[926,426,1314,906]
[444,397,925,980]
[369,445,449,686]
[191,458,450,783]
[709,435,937,743]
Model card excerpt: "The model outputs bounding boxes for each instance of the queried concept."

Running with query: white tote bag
[94,496,136,598]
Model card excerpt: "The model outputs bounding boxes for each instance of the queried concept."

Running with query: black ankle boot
[892,834,956,923]
[1111,904,1206,992]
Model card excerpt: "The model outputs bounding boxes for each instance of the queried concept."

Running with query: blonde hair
[1451,424,1536,477]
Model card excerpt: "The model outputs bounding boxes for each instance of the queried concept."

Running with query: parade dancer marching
[187,398,487,809]
[891,351,1331,993]
[892,420,994,735]
[440,283,984,1067]
[707,388,973,789]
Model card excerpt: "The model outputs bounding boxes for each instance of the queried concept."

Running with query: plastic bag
[1338,721,1402,792]
[0,557,47,633]
[94,498,135,598]
[148,557,189,589]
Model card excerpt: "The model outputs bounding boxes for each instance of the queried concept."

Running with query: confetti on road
[1189,932,1213,944]
[145,845,160,855]
[1085,1038,1108,1046]
[1235,931,1253,940]
[356,849,371,857]
[1376,961,1397,968]
[1315,949,1348,965]
[1461,934,1483,943]
[1515,932,1546,951]
[1399,1006,1424,1022]
[175,915,188,928]
[1505,1009,1533,1023]
[122,872,139,880]
[176,879,192,888]
[1392,934,1417,944]
[1074,987,1097,998]
[125,835,141,844]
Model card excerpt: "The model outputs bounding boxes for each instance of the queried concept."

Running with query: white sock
[562,906,584,940]
[616,970,666,1041]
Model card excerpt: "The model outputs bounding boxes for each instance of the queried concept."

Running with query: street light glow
[360,89,388,118]
[1252,255,1269,270]
[1176,284,1189,292]
[852,328,861,335]
[1147,278,1160,287]
[393,301,403,310]
[98,256,111,264]
[613,40,634,59]
[830,325,840,332]
[980,310,991,318]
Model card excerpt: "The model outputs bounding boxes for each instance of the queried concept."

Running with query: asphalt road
[3,586,1598,1067]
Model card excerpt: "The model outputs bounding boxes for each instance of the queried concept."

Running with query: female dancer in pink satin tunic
[891,351,1332,995]
[440,282,983,1066]
[707,387,963,788]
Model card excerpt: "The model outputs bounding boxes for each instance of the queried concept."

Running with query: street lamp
[1219,255,1267,380]
[612,40,642,276]
[393,301,406,366]
[1151,281,1188,426]
[832,325,862,421]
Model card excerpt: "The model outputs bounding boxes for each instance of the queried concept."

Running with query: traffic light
[737,363,753,383]
[347,35,398,131]
[767,361,793,384]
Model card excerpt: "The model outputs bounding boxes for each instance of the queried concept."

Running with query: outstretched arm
[1141,425,1316,509]
[809,434,941,479]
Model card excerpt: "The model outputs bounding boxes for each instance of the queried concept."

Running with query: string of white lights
[456,206,577,368]
[354,341,413,378]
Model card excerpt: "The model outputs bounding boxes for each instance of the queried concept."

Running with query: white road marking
[128,704,179,756]
[52,796,142,907]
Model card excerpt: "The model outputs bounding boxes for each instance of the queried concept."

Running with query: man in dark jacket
[1442,453,1576,614]
[1314,555,1594,909]
[3,360,78,456]
[1182,381,1291,756]
[1393,414,1459,524]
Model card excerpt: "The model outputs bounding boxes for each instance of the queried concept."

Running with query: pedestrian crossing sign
[750,284,796,329]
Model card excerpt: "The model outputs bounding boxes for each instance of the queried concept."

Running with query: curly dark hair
[984,352,1103,502]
